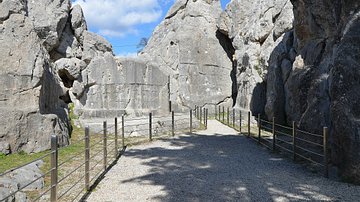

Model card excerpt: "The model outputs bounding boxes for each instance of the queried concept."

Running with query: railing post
[51,134,58,202]
[149,113,152,141]
[206,108,208,129]
[122,115,125,149]
[200,106,202,125]
[233,108,235,129]
[115,117,118,157]
[239,110,242,133]
[219,106,221,121]
[215,105,217,120]
[324,127,329,178]
[272,117,276,152]
[223,106,225,123]
[103,120,107,170]
[172,111,175,137]
[227,108,230,126]
[258,114,261,144]
[85,126,90,191]
[190,109,192,133]
[248,111,251,137]
[293,121,296,162]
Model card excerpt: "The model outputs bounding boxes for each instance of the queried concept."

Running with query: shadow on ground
[118,129,358,201]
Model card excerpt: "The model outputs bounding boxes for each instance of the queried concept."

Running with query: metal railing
[1,109,205,202]
[215,106,329,178]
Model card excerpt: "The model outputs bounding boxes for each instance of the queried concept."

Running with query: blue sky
[72,0,232,57]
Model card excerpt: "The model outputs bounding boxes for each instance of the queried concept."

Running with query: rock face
[0,12,71,154]
[73,55,170,118]
[288,0,360,183]
[218,0,294,115]
[142,0,235,112]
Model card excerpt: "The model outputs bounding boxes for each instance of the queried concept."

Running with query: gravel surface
[85,120,360,202]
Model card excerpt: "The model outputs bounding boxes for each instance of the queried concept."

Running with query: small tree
[137,37,148,55]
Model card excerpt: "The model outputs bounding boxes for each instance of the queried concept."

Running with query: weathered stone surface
[0,0,26,22]
[143,0,234,112]
[7,160,45,191]
[73,54,170,118]
[0,14,70,154]
[218,0,294,115]
[0,187,14,202]
[55,58,86,82]
[50,21,82,61]
[82,30,114,63]
[70,4,87,43]
[329,9,360,183]
[27,0,72,52]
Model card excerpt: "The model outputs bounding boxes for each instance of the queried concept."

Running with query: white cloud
[72,0,164,37]
[118,52,138,58]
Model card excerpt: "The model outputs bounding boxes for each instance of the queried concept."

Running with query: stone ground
[83,120,360,202]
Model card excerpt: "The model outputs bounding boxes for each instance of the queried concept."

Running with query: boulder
[27,0,72,52]
[82,30,114,63]
[70,4,87,43]
[55,58,87,82]
[7,160,45,191]
[0,14,70,154]
[0,187,14,202]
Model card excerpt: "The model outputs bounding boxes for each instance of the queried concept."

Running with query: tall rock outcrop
[218,0,294,115]
[142,0,235,112]
[0,9,71,153]
[288,0,360,183]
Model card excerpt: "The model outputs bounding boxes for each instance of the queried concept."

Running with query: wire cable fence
[214,105,329,178]
[1,108,207,202]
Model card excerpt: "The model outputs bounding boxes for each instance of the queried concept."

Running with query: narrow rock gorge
[0,0,360,184]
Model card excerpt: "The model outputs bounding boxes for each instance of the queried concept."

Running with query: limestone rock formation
[73,55,170,118]
[27,0,72,52]
[218,0,294,115]
[0,3,71,154]
[142,0,234,112]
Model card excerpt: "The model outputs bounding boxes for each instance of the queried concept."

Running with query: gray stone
[50,21,82,61]
[73,54,170,118]
[143,0,233,112]
[8,160,45,191]
[82,30,114,63]
[27,0,72,51]
[0,187,14,202]
[0,14,70,154]
[15,192,30,202]
[0,0,26,22]
[70,4,87,43]
[55,58,87,81]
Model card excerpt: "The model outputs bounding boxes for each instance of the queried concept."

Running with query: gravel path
[85,120,360,202]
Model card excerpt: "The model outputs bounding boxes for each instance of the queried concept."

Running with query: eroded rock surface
[143,0,234,112]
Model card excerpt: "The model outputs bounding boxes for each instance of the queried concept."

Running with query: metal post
[195,105,197,119]
[122,115,125,149]
[51,135,58,202]
[248,111,251,137]
[103,120,107,170]
[215,105,217,120]
[272,117,276,152]
[200,107,202,125]
[203,108,206,127]
[239,110,242,133]
[206,108,208,129]
[190,109,193,133]
[115,117,118,157]
[149,113,152,141]
[223,106,225,123]
[85,126,90,191]
[172,111,175,137]
[293,121,296,162]
[233,108,235,129]
[219,106,221,121]
[258,114,261,144]
[227,108,230,126]
[324,127,329,178]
